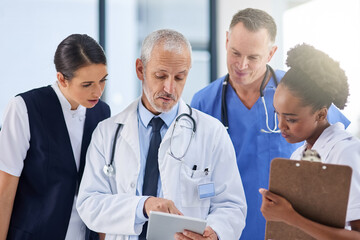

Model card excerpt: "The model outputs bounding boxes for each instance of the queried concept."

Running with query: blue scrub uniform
[191,70,350,240]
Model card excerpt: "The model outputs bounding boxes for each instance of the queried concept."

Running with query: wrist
[285,209,301,226]
[135,196,150,223]
[143,206,148,219]
[143,196,153,219]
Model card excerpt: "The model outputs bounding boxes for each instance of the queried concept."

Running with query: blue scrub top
[191,70,350,240]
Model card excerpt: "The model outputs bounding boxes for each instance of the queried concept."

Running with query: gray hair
[229,8,277,45]
[140,29,192,66]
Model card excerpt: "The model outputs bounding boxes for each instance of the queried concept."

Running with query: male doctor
[77,29,247,240]
[190,8,350,240]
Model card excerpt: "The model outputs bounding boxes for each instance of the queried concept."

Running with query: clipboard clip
[301,149,321,162]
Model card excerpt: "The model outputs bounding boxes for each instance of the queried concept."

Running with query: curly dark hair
[280,43,349,110]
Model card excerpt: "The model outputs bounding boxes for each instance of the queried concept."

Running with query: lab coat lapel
[157,100,187,203]
[114,99,141,162]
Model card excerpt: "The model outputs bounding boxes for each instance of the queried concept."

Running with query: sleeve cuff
[135,196,150,224]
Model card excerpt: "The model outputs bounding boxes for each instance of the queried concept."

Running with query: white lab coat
[77,98,247,240]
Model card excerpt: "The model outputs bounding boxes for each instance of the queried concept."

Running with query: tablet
[146,211,207,240]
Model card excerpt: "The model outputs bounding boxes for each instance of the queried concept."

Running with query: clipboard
[265,157,352,240]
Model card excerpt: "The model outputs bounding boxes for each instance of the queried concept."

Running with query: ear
[135,58,145,81]
[316,107,328,122]
[57,72,68,87]
[267,45,278,62]
[225,31,230,50]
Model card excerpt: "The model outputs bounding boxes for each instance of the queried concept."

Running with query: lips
[234,69,249,78]
[159,96,172,101]
[88,99,99,105]
[157,93,176,103]
[281,132,290,138]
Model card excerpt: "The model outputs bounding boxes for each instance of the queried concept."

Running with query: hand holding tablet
[146,211,207,240]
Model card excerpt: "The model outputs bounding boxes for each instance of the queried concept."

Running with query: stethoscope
[169,104,196,160]
[221,64,280,133]
[103,104,196,177]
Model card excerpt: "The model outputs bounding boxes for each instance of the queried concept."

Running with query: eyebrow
[275,109,298,116]
[156,70,188,74]
[82,74,108,84]
[231,47,260,57]
[282,113,298,116]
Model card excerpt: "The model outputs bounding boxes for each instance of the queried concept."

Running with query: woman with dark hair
[0,34,110,240]
[259,44,360,239]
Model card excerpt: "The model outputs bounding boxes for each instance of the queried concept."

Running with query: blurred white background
[1,0,359,136]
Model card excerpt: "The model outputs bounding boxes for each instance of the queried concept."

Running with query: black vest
[7,86,110,240]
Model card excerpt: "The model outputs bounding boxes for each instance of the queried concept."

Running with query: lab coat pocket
[180,163,211,208]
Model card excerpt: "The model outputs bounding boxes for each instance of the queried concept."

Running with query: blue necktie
[139,117,164,240]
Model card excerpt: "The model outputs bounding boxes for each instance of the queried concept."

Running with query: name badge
[198,182,215,199]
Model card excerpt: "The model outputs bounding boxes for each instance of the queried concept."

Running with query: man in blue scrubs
[191,8,350,240]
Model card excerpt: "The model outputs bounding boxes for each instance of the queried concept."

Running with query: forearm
[207,128,247,239]
[0,200,12,240]
[77,192,142,235]
[206,201,246,239]
[261,189,360,240]
[0,171,19,240]
[287,211,360,240]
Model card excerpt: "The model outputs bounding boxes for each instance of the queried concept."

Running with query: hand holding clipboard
[261,151,352,240]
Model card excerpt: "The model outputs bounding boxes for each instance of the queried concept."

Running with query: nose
[93,83,104,98]
[237,57,249,70]
[277,115,287,131]
[163,78,175,94]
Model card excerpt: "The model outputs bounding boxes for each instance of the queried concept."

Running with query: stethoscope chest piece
[103,164,115,177]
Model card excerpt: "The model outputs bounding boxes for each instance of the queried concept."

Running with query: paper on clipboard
[265,158,352,240]
[146,211,207,240]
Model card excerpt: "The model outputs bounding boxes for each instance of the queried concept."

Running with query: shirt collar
[310,123,348,162]
[51,82,86,118]
[138,100,178,128]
